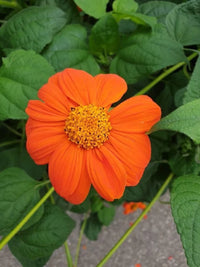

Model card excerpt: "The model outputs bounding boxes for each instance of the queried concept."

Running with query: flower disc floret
[64,104,112,149]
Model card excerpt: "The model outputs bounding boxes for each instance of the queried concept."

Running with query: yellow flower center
[64,104,112,149]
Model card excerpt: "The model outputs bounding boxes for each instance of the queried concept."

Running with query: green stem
[96,173,174,267]
[35,180,51,189]
[64,241,74,267]
[0,0,21,8]
[2,122,22,137]
[182,64,190,80]
[0,140,20,148]
[74,214,88,267]
[135,51,198,96]
[0,186,54,250]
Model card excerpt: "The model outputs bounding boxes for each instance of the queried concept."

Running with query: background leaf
[151,99,200,144]
[166,0,200,46]
[36,0,80,24]
[97,206,115,226]
[138,1,176,24]
[183,56,200,104]
[112,0,138,14]
[112,0,157,29]
[43,24,100,75]
[0,6,66,53]
[0,168,44,235]
[73,0,109,18]
[84,213,102,240]
[110,24,186,84]
[0,50,54,120]
[89,14,120,57]
[171,175,200,267]
[8,203,76,266]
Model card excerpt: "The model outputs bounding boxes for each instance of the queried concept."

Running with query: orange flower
[123,202,146,215]
[25,68,161,204]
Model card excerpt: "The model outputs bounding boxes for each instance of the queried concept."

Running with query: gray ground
[0,191,188,267]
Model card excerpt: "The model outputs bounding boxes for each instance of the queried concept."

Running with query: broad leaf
[36,0,80,24]
[169,152,200,177]
[9,203,75,265]
[110,24,186,84]
[183,56,200,104]
[0,6,66,53]
[73,0,109,19]
[112,0,156,29]
[171,175,200,267]
[98,206,115,226]
[166,0,200,46]
[138,1,176,24]
[112,0,138,14]
[84,213,102,240]
[151,99,200,144]
[0,168,44,235]
[43,24,100,75]
[0,50,54,120]
[89,14,119,57]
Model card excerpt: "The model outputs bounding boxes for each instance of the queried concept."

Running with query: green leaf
[9,203,75,263]
[183,56,200,104]
[138,1,176,24]
[110,24,186,84]
[171,175,200,267]
[98,206,115,226]
[0,168,44,235]
[0,50,54,120]
[36,0,80,24]
[169,151,200,177]
[113,0,138,14]
[0,6,66,53]
[112,0,157,29]
[151,99,200,144]
[166,0,200,46]
[43,24,100,75]
[73,0,109,19]
[11,254,52,267]
[0,145,45,180]
[0,50,55,89]
[91,196,103,213]
[89,14,119,57]
[84,213,102,240]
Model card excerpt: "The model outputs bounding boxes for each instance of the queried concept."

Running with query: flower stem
[96,173,174,267]
[2,122,22,137]
[135,51,198,96]
[64,241,74,267]
[0,186,54,250]
[0,0,21,8]
[0,140,20,148]
[34,180,51,189]
[74,214,88,267]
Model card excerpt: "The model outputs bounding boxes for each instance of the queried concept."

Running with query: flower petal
[105,130,151,186]
[94,74,127,108]
[110,95,161,133]
[49,142,91,204]
[58,68,96,105]
[26,119,66,164]
[38,72,75,113]
[66,172,91,204]
[26,100,67,122]
[86,146,127,201]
